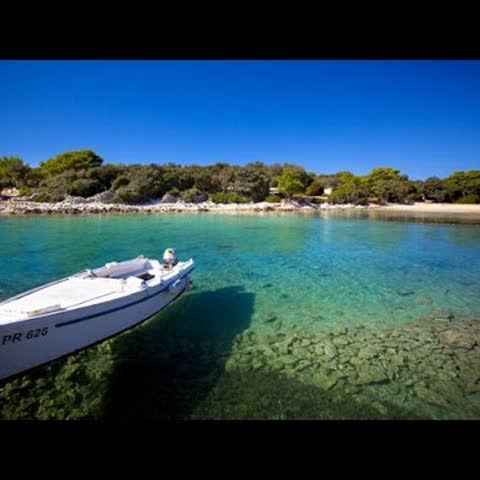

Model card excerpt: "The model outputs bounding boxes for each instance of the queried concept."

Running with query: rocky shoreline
[0,198,380,216]
[2,198,480,218]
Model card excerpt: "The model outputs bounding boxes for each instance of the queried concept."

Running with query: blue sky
[1,60,479,179]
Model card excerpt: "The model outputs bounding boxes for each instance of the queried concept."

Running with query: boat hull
[0,273,192,383]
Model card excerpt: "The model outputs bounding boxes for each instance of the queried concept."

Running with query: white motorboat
[0,252,195,382]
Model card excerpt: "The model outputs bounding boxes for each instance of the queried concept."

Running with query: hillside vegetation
[1,150,479,205]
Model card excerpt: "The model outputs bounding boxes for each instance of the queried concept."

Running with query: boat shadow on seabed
[102,285,255,420]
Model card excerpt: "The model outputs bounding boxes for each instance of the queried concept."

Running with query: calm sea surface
[1,212,479,419]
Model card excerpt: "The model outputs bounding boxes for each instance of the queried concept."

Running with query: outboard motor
[163,248,178,269]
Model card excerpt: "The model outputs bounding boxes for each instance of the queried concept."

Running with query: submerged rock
[331,326,348,336]
[439,329,478,350]
[462,368,480,394]
[323,340,338,359]
[354,365,389,385]
[263,315,278,324]
[397,289,415,297]
[333,336,351,347]
[415,297,433,305]
[313,372,344,391]
[371,401,390,416]
[348,355,365,368]
[272,321,283,332]
[275,342,290,356]
[431,309,455,321]
[312,344,325,356]
[413,386,451,408]
[357,346,379,360]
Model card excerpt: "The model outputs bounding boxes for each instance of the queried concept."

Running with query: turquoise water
[1,213,480,419]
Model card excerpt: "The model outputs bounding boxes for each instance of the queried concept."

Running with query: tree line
[1,150,479,204]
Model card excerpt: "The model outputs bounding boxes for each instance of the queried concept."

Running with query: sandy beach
[379,202,480,214]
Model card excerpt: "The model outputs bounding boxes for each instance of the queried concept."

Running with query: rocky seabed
[1,309,479,420]
[205,312,480,419]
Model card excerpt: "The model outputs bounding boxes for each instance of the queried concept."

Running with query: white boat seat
[92,258,149,279]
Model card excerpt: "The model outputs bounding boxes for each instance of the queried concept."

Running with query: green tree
[162,164,194,192]
[455,194,480,204]
[87,164,125,190]
[379,179,410,202]
[181,187,206,202]
[0,157,31,188]
[35,170,78,201]
[368,167,401,183]
[70,178,103,197]
[187,165,216,193]
[39,150,103,176]
[114,166,168,203]
[328,177,371,205]
[210,163,237,193]
[367,167,411,203]
[267,163,283,185]
[22,168,44,188]
[444,171,480,202]
[111,175,130,191]
[277,166,309,198]
[329,171,354,188]
[405,180,424,202]
[423,177,449,202]
[233,166,270,201]
[305,178,325,196]
[209,192,248,203]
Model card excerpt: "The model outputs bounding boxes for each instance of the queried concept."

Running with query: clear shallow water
[1,213,480,419]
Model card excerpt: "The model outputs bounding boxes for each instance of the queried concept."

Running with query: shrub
[181,187,204,203]
[328,178,371,205]
[34,191,66,203]
[277,167,307,198]
[167,187,180,197]
[18,186,32,197]
[39,150,103,176]
[455,194,480,204]
[113,166,168,202]
[232,167,270,202]
[111,175,130,191]
[114,186,146,204]
[0,157,31,188]
[305,179,324,196]
[88,164,125,190]
[445,171,480,202]
[265,195,281,203]
[406,192,423,202]
[209,192,248,204]
[70,178,103,198]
